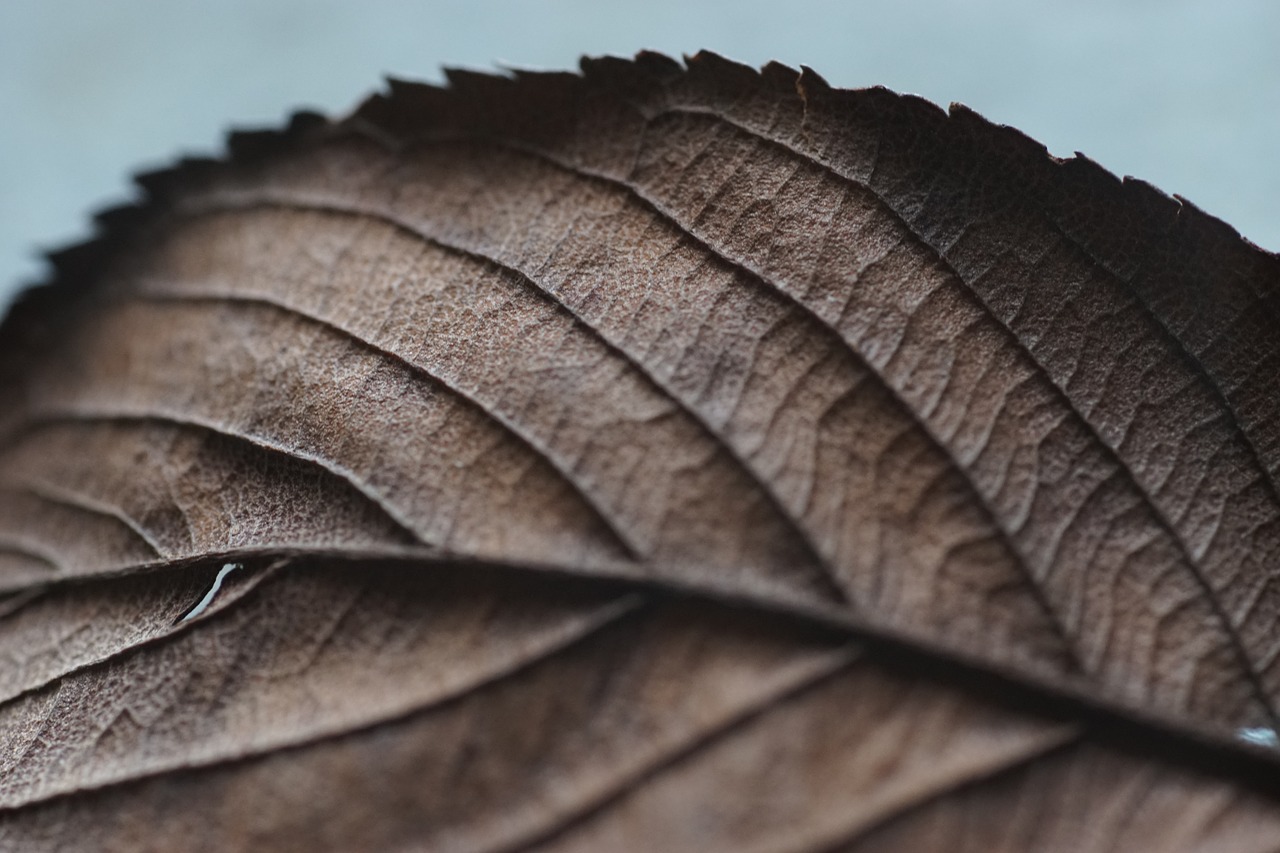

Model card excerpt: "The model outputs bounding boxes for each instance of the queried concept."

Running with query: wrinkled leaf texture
[2,51,1280,851]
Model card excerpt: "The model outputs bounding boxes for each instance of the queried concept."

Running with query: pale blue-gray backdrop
[2,0,1277,311]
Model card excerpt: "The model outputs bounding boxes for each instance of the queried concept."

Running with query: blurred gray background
[2,0,1277,313]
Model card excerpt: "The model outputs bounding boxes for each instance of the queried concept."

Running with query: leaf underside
[2,51,1280,851]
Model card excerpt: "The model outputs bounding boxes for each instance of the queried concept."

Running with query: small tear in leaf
[1235,727,1279,748]
[178,562,241,623]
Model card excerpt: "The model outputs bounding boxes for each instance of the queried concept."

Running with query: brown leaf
[2,51,1280,850]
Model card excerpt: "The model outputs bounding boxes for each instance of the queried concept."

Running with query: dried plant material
[1,52,1279,851]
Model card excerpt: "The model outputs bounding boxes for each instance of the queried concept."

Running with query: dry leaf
[1,51,1280,851]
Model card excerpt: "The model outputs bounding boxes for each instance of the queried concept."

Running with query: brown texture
[1,51,1279,850]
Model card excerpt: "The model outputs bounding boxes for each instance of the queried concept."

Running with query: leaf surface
[2,52,1280,851]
